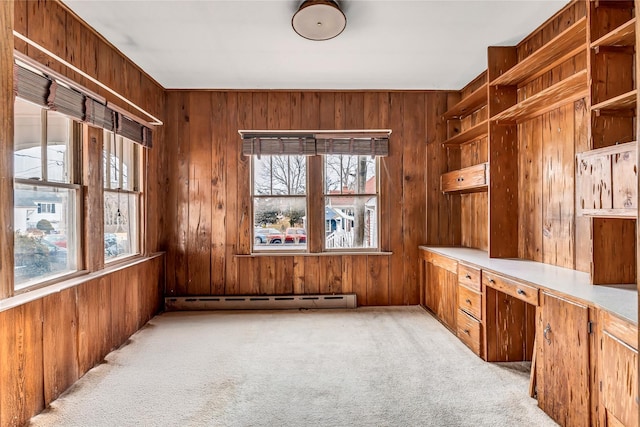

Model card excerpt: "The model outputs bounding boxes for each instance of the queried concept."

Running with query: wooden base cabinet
[421,251,458,332]
[597,310,638,427]
[537,292,590,427]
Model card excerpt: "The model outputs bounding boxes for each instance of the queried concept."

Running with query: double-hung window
[14,97,81,289]
[244,132,388,254]
[103,131,142,261]
[323,155,378,250]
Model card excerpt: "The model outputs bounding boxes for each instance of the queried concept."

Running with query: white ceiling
[61,0,569,90]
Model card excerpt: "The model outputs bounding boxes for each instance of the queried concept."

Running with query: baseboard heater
[164,294,357,311]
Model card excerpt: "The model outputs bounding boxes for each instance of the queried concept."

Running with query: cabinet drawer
[441,163,488,193]
[458,263,481,292]
[458,284,482,320]
[482,271,539,306]
[457,309,482,356]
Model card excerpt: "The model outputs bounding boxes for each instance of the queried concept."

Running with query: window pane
[46,110,71,183]
[14,99,43,180]
[253,197,306,251]
[121,140,136,191]
[253,155,306,195]
[325,196,378,250]
[14,184,77,288]
[104,191,139,261]
[324,155,376,194]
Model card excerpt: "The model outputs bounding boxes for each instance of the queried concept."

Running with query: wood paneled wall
[516,100,590,271]
[164,91,454,305]
[0,256,164,427]
[12,0,168,256]
[0,2,168,425]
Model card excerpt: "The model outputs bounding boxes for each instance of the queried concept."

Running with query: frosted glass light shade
[292,0,346,41]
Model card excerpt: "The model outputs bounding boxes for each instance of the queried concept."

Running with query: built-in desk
[420,246,637,323]
[418,246,638,427]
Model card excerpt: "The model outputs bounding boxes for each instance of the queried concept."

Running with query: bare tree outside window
[253,155,307,251]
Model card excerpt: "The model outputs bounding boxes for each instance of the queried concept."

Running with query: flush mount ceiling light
[292,0,346,41]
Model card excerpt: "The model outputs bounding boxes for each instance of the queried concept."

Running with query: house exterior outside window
[13,98,80,289]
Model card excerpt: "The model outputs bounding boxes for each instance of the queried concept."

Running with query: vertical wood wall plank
[387,93,405,305]
[542,106,575,268]
[43,288,79,405]
[187,92,213,294]
[0,0,14,299]
[77,277,112,373]
[303,256,320,294]
[12,1,27,54]
[83,126,104,272]
[573,99,591,273]
[210,92,227,295]
[0,301,44,427]
[402,93,427,304]
[518,117,543,262]
[237,93,253,255]
[225,93,239,293]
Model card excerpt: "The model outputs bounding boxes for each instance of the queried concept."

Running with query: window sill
[0,252,164,313]
[236,251,393,258]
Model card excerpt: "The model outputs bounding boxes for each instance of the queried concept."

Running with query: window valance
[14,61,153,148]
[239,130,391,157]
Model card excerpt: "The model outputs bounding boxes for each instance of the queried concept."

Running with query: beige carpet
[30,306,557,427]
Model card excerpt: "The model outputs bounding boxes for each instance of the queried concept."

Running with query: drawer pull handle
[465,274,471,279]
[465,299,472,304]
[516,289,526,296]
[543,323,552,345]
[489,279,495,284]
[463,329,470,335]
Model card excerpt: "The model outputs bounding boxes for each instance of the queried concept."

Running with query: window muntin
[103,132,141,261]
[252,155,307,251]
[13,98,80,289]
[324,155,379,250]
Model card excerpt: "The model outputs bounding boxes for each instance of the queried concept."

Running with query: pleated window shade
[316,137,389,156]
[85,98,115,132]
[242,137,317,157]
[241,133,390,157]
[116,114,147,146]
[14,62,153,148]
[14,63,51,107]
[47,80,85,121]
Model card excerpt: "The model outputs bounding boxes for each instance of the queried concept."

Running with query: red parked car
[285,228,307,244]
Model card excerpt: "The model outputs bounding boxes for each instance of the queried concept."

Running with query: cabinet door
[538,292,590,427]
[599,311,638,427]
[424,261,457,331]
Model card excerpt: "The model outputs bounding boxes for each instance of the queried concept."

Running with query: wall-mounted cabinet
[577,141,637,217]
[440,163,488,194]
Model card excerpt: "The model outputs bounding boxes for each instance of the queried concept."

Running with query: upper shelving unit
[442,120,488,146]
[590,17,636,48]
[443,83,488,119]
[490,17,587,86]
[591,89,637,113]
[491,70,588,123]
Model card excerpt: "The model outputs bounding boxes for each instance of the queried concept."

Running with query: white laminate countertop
[420,246,638,325]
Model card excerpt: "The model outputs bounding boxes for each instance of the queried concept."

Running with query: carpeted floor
[30,306,558,427]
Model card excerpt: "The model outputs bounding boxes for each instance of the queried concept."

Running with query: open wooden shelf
[491,70,588,123]
[443,83,488,119]
[591,89,637,113]
[491,17,587,86]
[442,120,488,146]
[591,17,636,48]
